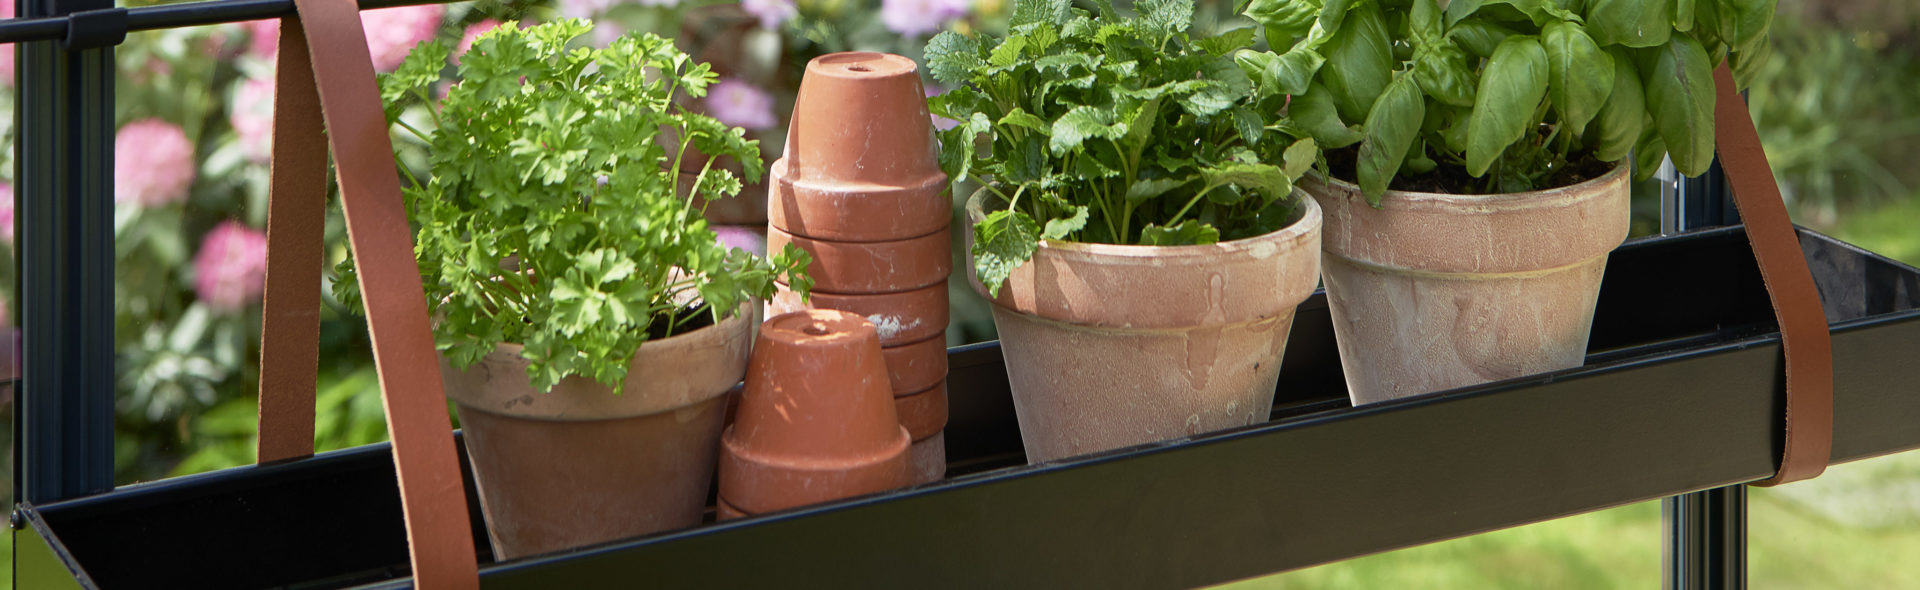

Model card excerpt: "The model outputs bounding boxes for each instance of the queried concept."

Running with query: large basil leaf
[1320,3,1394,122]
[1414,42,1477,107]
[1236,47,1326,96]
[1243,0,1322,44]
[1716,0,1775,57]
[1449,20,1519,58]
[1358,71,1426,204]
[1586,0,1674,48]
[1587,46,1645,162]
[1466,36,1549,177]
[1543,21,1614,138]
[1290,83,1365,148]
[1640,33,1715,176]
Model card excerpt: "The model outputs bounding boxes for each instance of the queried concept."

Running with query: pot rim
[1302,163,1628,212]
[964,186,1324,262]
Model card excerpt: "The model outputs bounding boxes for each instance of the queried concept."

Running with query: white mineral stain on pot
[867,315,923,340]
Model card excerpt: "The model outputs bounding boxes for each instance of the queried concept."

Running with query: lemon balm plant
[360,19,811,393]
[355,20,813,558]
[1237,0,1776,404]
[923,0,1326,462]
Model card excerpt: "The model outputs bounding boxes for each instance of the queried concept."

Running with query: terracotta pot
[766,225,951,293]
[769,282,948,347]
[882,334,948,395]
[719,309,911,516]
[908,431,946,485]
[442,302,752,559]
[1302,166,1630,405]
[966,190,1323,463]
[894,382,949,485]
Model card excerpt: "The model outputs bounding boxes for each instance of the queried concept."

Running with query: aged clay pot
[442,302,752,559]
[1303,166,1630,405]
[966,190,1324,463]
[766,225,951,293]
[719,309,911,517]
[881,334,948,395]
[893,382,949,483]
[768,282,949,346]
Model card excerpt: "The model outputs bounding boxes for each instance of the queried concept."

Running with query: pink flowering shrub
[881,0,970,37]
[705,78,779,131]
[0,182,13,245]
[363,5,446,72]
[192,221,269,313]
[230,76,275,163]
[713,225,768,258]
[114,119,197,207]
[742,0,798,30]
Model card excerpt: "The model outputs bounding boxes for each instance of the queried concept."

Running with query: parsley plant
[351,20,812,392]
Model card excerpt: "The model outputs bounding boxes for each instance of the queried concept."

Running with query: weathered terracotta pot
[881,334,948,394]
[769,282,949,347]
[766,225,951,293]
[442,302,752,559]
[1302,166,1631,405]
[719,309,911,517]
[965,190,1324,463]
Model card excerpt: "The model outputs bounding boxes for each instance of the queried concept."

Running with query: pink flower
[454,19,501,64]
[114,119,196,207]
[705,78,778,131]
[741,0,796,29]
[246,19,278,60]
[193,221,270,313]
[713,226,767,258]
[881,0,968,37]
[0,0,13,85]
[926,84,959,131]
[361,4,445,73]
[558,0,615,18]
[0,182,13,246]
[230,76,275,164]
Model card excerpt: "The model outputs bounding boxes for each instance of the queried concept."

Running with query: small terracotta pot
[893,381,949,441]
[966,190,1323,463]
[443,302,752,559]
[769,283,949,347]
[719,309,911,517]
[768,159,951,242]
[882,334,948,395]
[1303,166,1630,405]
[767,225,951,293]
[908,431,946,485]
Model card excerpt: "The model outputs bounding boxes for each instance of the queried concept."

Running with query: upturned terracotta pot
[766,225,951,293]
[769,282,949,346]
[881,334,948,394]
[965,190,1324,463]
[1302,166,1630,405]
[719,309,911,517]
[441,302,752,559]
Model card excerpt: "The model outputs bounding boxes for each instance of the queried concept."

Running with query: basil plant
[1238,0,1776,202]
[926,0,1319,296]
[345,20,812,392]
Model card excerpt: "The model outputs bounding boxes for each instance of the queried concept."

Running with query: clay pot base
[717,496,749,521]
[893,381,948,441]
[456,395,728,559]
[882,334,947,394]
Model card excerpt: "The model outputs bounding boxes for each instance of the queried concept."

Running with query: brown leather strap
[256,18,327,465]
[1713,63,1834,487]
[263,0,480,585]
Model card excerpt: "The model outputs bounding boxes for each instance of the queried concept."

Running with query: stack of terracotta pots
[718,309,912,518]
[766,52,951,484]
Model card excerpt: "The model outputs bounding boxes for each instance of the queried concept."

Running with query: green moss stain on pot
[1303,166,1631,405]
[766,52,952,484]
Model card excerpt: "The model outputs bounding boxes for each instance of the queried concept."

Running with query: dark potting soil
[1323,146,1613,195]
[650,302,717,339]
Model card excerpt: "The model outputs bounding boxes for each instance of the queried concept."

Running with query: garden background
[0,0,1915,585]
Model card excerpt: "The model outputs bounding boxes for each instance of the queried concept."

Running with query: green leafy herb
[927,0,1314,296]
[1243,0,1775,201]
[351,20,811,393]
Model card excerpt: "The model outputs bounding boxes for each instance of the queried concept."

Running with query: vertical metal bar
[14,0,118,504]
[1659,152,1748,590]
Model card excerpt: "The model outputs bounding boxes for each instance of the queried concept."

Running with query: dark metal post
[1659,155,1748,590]
[13,0,119,504]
